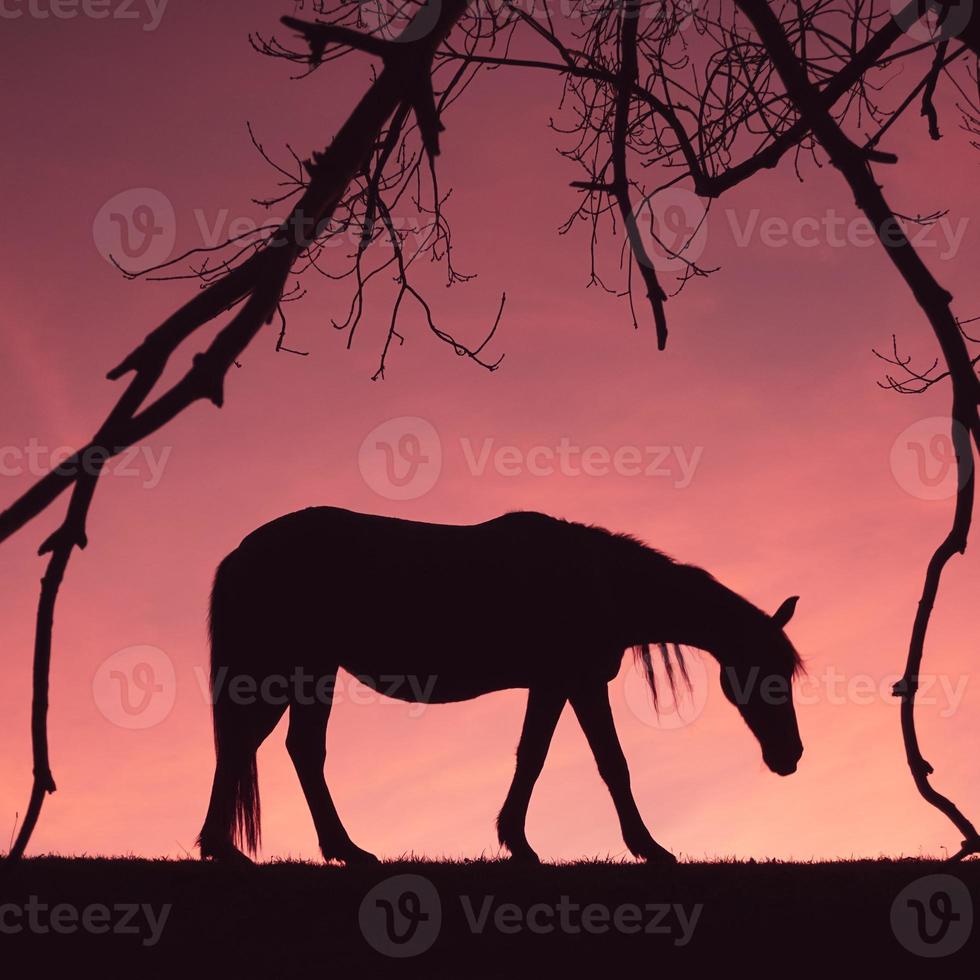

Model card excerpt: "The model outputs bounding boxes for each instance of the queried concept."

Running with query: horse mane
[538,514,804,709]
[633,642,693,712]
[536,516,695,711]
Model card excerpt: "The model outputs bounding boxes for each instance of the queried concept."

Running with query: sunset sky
[1,3,978,864]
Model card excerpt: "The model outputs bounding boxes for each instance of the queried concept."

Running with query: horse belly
[338,631,553,704]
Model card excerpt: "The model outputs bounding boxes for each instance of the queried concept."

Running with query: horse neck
[642,562,758,661]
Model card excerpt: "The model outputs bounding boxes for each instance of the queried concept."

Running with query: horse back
[222,507,625,697]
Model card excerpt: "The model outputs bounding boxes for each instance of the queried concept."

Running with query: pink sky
[1,3,978,863]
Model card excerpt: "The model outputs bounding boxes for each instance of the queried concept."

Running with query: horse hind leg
[198,697,286,864]
[497,686,566,863]
[286,684,378,865]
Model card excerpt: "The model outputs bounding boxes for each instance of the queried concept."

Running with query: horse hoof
[201,845,255,867]
[324,843,380,866]
[639,848,678,867]
[345,848,381,866]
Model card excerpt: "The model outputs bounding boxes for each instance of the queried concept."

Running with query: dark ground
[0,857,977,976]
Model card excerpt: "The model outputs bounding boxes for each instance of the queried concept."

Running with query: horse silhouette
[197,507,804,865]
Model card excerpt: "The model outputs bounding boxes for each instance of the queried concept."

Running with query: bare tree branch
[3,0,478,866]
[737,0,980,861]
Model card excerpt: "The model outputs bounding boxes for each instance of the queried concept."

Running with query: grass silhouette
[2,856,977,974]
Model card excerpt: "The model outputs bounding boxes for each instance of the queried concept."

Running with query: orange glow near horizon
[1,4,977,864]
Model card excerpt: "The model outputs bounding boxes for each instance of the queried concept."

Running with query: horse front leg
[569,682,677,866]
[497,686,566,863]
[286,684,378,865]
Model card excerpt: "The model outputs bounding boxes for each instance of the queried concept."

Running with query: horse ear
[772,596,799,628]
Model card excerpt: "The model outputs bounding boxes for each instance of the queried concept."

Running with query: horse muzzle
[764,749,802,776]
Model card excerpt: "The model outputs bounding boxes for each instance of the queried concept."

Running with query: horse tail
[207,554,262,855]
[633,642,691,712]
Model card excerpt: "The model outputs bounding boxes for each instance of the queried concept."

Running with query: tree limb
[736,0,980,859]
